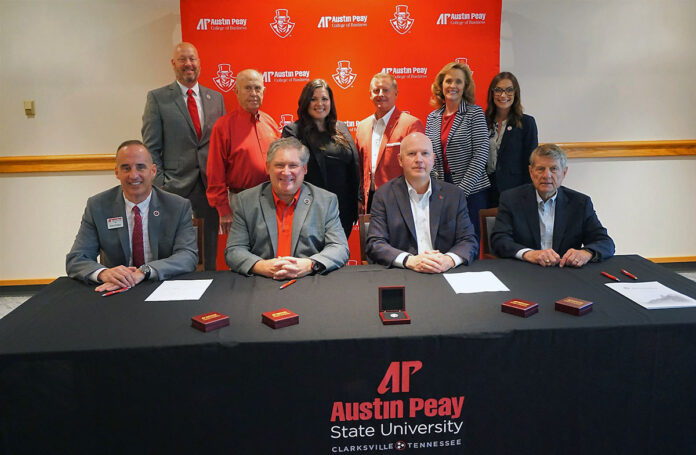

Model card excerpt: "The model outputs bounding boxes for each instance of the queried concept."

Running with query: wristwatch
[309,260,325,276]
[138,264,152,280]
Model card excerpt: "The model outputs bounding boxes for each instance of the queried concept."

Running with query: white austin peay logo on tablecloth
[270,8,295,38]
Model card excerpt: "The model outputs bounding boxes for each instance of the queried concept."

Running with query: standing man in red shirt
[355,72,424,213]
[206,69,280,234]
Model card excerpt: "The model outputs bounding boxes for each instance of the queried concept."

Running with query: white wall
[0,0,182,280]
[501,0,696,257]
[1,0,694,280]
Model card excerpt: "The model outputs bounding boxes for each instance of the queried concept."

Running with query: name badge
[107,217,124,229]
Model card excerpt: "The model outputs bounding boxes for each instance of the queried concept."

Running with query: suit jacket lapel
[111,190,130,263]
[170,82,198,141]
[198,85,213,144]
[148,189,160,260]
[524,187,542,249]
[395,177,417,242]
[260,185,279,257]
[376,109,400,169]
[498,121,512,160]
[552,187,567,252]
[445,102,466,150]
[429,179,443,245]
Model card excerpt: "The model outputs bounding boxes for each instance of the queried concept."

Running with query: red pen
[279,279,297,290]
[621,269,638,280]
[101,287,131,297]
[601,271,620,282]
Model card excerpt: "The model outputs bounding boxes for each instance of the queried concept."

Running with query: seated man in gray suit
[66,140,198,292]
[226,137,349,279]
[366,132,478,273]
[491,143,615,267]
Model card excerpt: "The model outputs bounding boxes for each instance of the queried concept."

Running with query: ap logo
[270,8,295,38]
[212,64,236,93]
[332,60,357,89]
[390,5,414,34]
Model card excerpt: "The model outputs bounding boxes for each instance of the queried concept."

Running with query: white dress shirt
[393,179,463,268]
[371,106,395,174]
[515,190,558,260]
[89,192,156,283]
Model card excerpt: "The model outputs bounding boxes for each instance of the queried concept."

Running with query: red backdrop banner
[180,0,501,266]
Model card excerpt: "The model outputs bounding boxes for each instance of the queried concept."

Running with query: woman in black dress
[282,79,360,238]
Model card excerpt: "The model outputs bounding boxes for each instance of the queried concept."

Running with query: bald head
[399,132,434,190]
[235,69,265,114]
[171,42,200,88]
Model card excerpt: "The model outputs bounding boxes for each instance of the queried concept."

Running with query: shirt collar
[271,187,301,208]
[176,80,200,97]
[123,191,153,213]
[374,105,396,125]
[405,177,432,201]
[536,189,558,205]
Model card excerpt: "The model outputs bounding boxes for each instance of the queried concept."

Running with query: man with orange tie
[355,72,424,212]
[66,141,198,292]
[142,42,225,271]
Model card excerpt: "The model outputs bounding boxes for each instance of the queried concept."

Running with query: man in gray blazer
[66,141,198,292]
[226,138,349,279]
[142,42,225,271]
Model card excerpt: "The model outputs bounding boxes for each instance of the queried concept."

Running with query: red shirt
[206,109,280,217]
[272,188,300,257]
[440,112,456,175]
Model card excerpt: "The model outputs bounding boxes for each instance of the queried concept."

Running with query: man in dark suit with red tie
[142,42,225,270]
[355,72,424,212]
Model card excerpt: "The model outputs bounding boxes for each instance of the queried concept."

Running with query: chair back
[478,207,498,259]
[192,217,205,271]
[358,214,371,265]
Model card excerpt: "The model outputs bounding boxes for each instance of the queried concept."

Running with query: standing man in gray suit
[226,138,349,279]
[142,42,225,270]
[66,140,198,292]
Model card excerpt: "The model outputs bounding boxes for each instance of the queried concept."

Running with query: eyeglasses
[493,87,515,96]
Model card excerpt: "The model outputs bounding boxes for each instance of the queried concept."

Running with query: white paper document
[606,281,696,310]
[145,279,213,302]
[444,271,510,294]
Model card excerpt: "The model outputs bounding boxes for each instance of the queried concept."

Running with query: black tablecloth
[2,255,696,454]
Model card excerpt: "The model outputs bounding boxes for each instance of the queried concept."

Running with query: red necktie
[132,206,145,268]
[187,88,202,140]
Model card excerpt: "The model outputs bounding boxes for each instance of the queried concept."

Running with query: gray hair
[370,72,397,91]
[530,144,567,169]
[266,137,310,165]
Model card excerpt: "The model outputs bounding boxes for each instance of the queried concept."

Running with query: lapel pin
[153,210,160,217]
[206,93,211,100]
[304,198,310,205]
[439,195,443,199]
[507,125,512,131]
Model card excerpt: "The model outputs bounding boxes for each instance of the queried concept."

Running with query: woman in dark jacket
[282,79,360,238]
[485,71,538,206]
